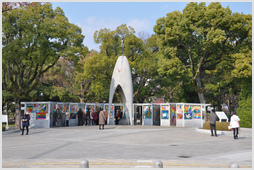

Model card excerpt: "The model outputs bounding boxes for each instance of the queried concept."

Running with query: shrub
[237,97,252,128]
[203,121,231,131]
[2,125,6,131]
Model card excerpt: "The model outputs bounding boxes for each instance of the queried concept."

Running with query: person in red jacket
[92,111,97,125]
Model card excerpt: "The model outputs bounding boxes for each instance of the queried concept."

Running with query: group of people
[209,109,240,139]
[114,109,123,125]
[52,108,70,127]
[77,108,108,130]
[51,107,108,128]
[20,108,241,137]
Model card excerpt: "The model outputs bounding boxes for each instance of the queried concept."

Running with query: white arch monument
[108,38,134,125]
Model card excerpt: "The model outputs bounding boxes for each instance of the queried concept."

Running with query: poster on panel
[78,104,86,113]
[70,104,77,119]
[143,105,152,119]
[176,105,183,119]
[63,104,69,113]
[105,105,114,119]
[26,104,35,120]
[161,105,169,119]
[86,105,96,120]
[192,105,201,119]
[57,104,63,112]
[170,106,176,125]
[27,104,48,120]
[50,103,56,120]
[38,104,48,120]
[184,105,192,119]
[86,105,95,112]
[27,104,33,112]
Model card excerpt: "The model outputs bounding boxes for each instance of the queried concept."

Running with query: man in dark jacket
[21,111,30,135]
[208,109,218,137]
[85,108,90,126]
[77,108,83,126]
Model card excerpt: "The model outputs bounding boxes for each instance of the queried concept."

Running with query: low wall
[30,119,49,128]
[176,119,205,128]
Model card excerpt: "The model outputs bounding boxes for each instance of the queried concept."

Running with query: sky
[51,2,252,52]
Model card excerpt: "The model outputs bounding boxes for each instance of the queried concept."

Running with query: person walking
[99,109,106,130]
[21,111,30,135]
[65,111,70,126]
[229,112,240,139]
[208,109,218,137]
[77,108,83,126]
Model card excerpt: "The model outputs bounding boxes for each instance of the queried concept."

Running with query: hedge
[237,97,252,128]
[203,121,231,131]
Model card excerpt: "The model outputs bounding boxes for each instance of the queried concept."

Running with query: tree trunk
[169,88,173,103]
[217,100,221,111]
[196,75,205,103]
[80,97,84,103]
[196,74,207,121]
[80,83,84,103]
[14,98,21,130]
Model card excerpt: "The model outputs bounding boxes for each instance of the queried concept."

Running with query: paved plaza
[2,125,252,168]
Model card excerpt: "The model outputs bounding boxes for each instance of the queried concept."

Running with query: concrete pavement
[2,125,252,168]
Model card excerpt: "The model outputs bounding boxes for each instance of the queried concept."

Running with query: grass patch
[2,122,15,131]
[203,121,231,131]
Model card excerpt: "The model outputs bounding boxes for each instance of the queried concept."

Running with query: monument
[108,37,134,125]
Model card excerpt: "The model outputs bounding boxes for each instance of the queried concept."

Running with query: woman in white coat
[229,112,240,139]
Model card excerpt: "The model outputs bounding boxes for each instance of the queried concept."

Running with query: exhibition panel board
[143,104,153,126]
[104,104,114,125]
[160,104,170,126]
[21,102,210,128]
[22,102,54,128]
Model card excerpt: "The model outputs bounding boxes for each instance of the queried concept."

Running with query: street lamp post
[40,93,43,101]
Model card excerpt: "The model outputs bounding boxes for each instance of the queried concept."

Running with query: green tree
[40,46,88,103]
[232,24,252,127]
[204,9,252,112]
[2,2,41,13]
[133,49,158,103]
[94,28,121,57]
[89,24,136,103]
[2,3,85,129]
[237,97,252,128]
[154,2,251,106]
[83,52,115,102]
[87,24,160,103]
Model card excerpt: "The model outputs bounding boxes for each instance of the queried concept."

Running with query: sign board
[215,111,228,122]
[2,115,8,122]
[2,115,8,130]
